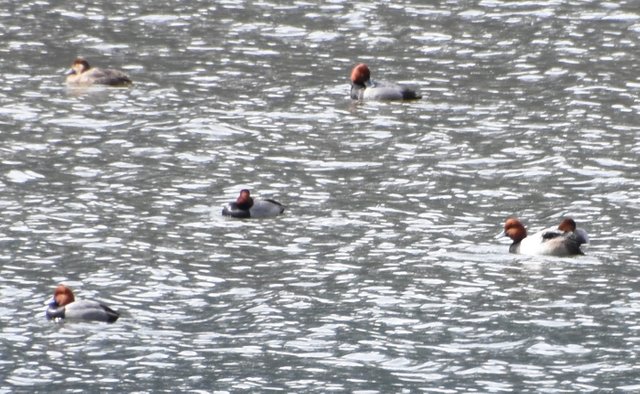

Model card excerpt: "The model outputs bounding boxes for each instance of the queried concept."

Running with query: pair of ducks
[66,58,422,101]
[500,217,589,257]
[45,189,284,324]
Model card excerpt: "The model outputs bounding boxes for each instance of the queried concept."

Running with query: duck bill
[495,230,506,239]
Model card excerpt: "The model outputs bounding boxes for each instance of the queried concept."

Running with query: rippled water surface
[2,0,640,392]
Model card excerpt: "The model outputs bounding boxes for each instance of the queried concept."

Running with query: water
[2,0,640,392]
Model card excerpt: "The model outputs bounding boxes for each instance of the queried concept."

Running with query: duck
[556,217,589,245]
[222,189,285,218]
[65,57,132,87]
[349,63,421,101]
[499,217,588,256]
[46,284,120,323]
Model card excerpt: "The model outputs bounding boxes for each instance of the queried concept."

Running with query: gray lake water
[2,0,640,392]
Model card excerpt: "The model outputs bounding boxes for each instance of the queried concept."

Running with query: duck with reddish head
[350,63,421,101]
[499,217,588,256]
[66,57,132,87]
[222,189,285,219]
[46,285,120,323]
[555,218,589,245]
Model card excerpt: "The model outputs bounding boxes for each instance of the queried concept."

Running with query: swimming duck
[65,57,132,87]
[46,285,120,323]
[350,63,421,100]
[499,217,588,256]
[556,217,589,245]
[222,189,285,218]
